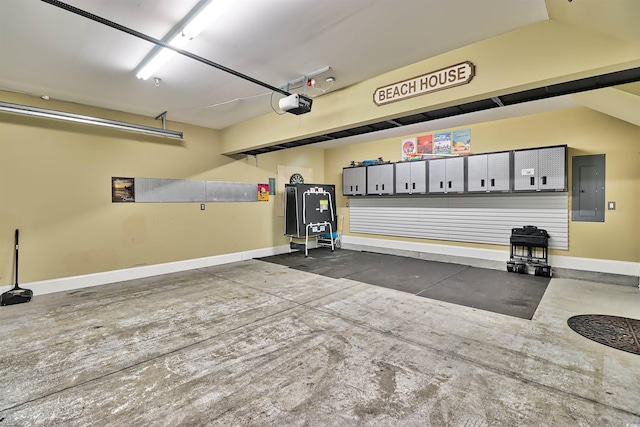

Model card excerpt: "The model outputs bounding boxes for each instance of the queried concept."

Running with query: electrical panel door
[343,167,366,196]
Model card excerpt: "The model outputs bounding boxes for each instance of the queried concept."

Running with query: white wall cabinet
[428,157,464,193]
[513,146,566,191]
[367,164,394,195]
[395,160,427,194]
[467,151,511,193]
[342,167,367,196]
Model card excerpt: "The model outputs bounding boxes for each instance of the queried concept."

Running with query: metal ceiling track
[0,101,184,139]
[40,0,291,97]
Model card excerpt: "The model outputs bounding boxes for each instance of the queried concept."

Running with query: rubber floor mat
[259,249,550,319]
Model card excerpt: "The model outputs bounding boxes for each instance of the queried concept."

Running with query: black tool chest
[507,225,552,277]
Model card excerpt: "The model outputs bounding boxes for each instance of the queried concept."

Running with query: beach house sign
[373,61,475,106]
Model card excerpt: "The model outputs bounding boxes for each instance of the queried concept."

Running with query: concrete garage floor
[0,259,639,426]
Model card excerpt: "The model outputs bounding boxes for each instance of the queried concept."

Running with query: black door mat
[258,249,550,320]
[567,314,640,355]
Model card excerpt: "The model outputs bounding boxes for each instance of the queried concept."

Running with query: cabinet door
[378,164,395,194]
[410,160,427,194]
[538,146,566,191]
[366,166,380,194]
[487,151,511,192]
[445,157,465,193]
[367,164,394,195]
[428,159,447,193]
[343,167,366,195]
[467,154,488,192]
[394,162,412,194]
[513,149,538,191]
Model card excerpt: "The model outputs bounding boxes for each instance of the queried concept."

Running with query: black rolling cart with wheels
[507,225,552,277]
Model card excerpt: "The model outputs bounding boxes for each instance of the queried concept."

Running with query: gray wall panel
[350,193,568,249]
[135,178,206,202]
[205,182,257,202]
[134,178,257,203]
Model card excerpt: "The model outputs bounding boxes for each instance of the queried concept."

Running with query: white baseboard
[3,239,637,297]
[343,235,640,278]
[0,245,292,297]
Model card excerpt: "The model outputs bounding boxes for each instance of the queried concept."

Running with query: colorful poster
[401,137,417,160]
[416,134,433,155]
[452,129,471,154]
[433,132,452,155]
[258,184,269,201]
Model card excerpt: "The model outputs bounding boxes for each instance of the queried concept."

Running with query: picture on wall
[112,177,135,202]
[433,132,452,155]
[417,134,433,155]
[401,137,417,160]
[258,184,269,201]
[452,129,471,154]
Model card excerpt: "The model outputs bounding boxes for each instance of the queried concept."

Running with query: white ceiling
[0,0,550,130]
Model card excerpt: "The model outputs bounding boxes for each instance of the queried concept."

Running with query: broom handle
[14,229,19,286]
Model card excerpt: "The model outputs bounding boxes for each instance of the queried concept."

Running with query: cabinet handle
[490,178,495,187]
[448,181,452,189]
[405,183,408,190]
[542,176,547,185]
[530,177,535,186]
[376,184,379,190]
[350,185,353,192]
[481,179,485,188]
[412,183,415,190]
[440,181,444,189]
[355,185,358,191]
[381,184,385,190]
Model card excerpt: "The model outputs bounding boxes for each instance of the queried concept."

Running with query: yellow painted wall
[0,91,325,285]
[222,20,640,154]
[325,107,640,263]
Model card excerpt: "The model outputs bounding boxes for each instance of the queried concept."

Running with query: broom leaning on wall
[1,229,33,306]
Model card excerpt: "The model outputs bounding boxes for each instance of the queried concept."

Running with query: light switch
[607,201,615,210]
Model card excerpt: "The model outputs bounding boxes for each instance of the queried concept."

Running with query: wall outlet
[200,204,205,210]
[607,201,615,210]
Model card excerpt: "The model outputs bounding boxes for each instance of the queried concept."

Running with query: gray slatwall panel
[205,182,257,202]
[134,178,258,203]
[135,178,205,202]
[350,193,568,249]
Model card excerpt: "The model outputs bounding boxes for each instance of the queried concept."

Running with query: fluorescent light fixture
[0,101,183,139]
[136,0,236,80]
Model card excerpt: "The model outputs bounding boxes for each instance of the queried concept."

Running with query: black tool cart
[507,225,552,277]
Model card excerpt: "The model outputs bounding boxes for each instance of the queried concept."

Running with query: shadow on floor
[258,248,550,320]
